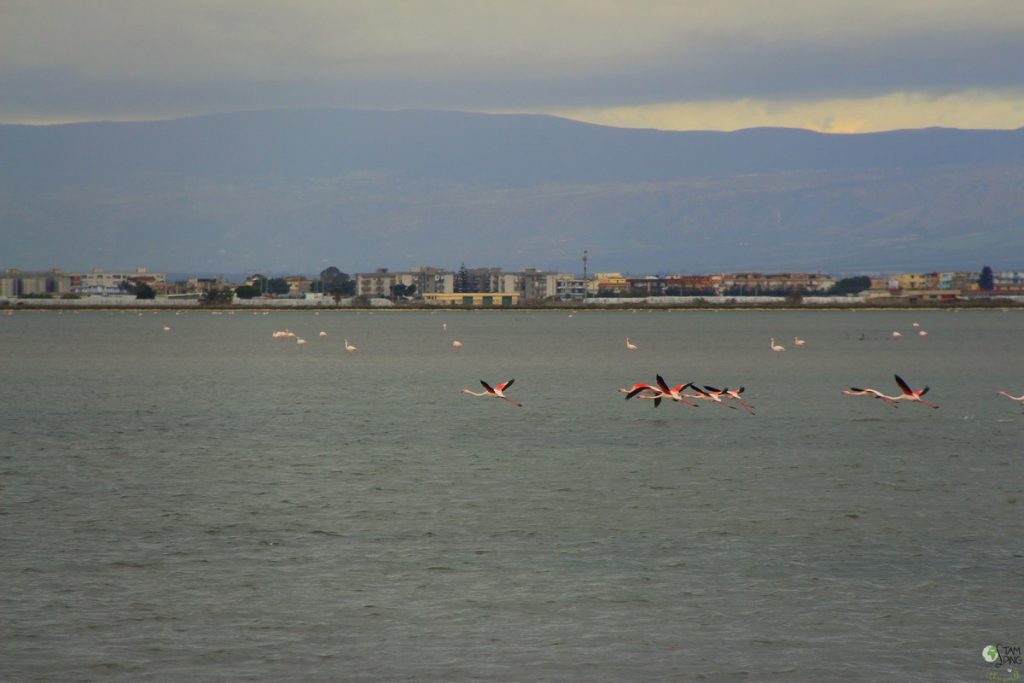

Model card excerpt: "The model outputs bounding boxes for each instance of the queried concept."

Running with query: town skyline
[4,263,1020,304]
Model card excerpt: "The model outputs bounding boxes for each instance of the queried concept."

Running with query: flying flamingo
[655,375,702,407]
[793,336,807,347]
[717,386,756,414]
[619,383,665,407]
[344,338,357,352]
[462,379,522,407]
[996,391,1024,409]
[843,387,899,408]
[686,385,737,410]
[626,338,639,351]
[770,337,786,352]
[892,374,939,409]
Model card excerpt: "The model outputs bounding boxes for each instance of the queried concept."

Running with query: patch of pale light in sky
[543,90,1024,133]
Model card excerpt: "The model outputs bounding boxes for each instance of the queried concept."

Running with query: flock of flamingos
[255,317,1024,413]
[460,332,1024,413]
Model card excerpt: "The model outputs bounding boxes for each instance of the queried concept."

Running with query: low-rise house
[422,292,521,306]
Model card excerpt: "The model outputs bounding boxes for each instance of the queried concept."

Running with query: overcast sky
[2,0,1024,132]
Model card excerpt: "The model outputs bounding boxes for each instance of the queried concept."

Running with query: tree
[455,263,470,293]
[122,278,156,299]
[319,267,355,297]
[391,283,417,300]
[266,278,290,296]
[829,276,871,296]
[979,265,994,291]
[235,284,261,299]
[200,286,234,306]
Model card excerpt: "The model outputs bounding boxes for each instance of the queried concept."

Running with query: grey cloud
[1,1,1024,121]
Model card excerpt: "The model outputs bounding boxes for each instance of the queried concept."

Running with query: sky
[2,0,1024,132]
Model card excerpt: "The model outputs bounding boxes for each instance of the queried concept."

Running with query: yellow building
[899,272,938,290]
[422,292,520,306]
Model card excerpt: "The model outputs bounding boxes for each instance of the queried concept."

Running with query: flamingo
[892,331,902,338]
[344,338,357,352]
[162,325,171,331]
[319,331,328,337]
[770,337,786,352]
[296,337,307,345]
[462,379,522,407]
[918,330,928,337]
[452,340,463,348]
[996,391,1024,409]
[718,386,756,414]
[892,374,939,409]
[843,387,899,408]
[655,375,702,407]
[685,385,737,410]
[793,336,807,347]
[626,338,638,351]
[619,383,665,407]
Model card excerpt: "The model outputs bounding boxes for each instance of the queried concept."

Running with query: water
[2,309,1022,682]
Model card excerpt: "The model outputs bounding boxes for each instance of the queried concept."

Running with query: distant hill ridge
[2,108,1023,273]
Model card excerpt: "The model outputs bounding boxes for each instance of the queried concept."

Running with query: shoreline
[3,300,1021,313]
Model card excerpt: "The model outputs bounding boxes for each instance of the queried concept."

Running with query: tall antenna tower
[582,249,589,280]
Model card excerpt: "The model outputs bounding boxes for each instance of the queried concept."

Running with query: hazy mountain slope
[1,109,1022,273]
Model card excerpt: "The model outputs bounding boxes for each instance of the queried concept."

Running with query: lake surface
[2,309,1022,682]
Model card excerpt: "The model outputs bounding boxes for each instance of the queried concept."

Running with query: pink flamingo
[891,374,939,409]
[714,386,756,414]
[685,385,737,410]
[843,387,899,408]
[462,379,522,407]
[620,383,666,407]
[997,391,1024,409]
[655,375,702,407]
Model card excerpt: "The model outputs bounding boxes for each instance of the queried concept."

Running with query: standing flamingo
[462,379,522,407]
[344,338,357,352]
[770,338,786,352]
[626,338,638,351]
[892,374,939,409]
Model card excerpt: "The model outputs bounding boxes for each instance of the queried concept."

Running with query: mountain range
[2,108,1023,274]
